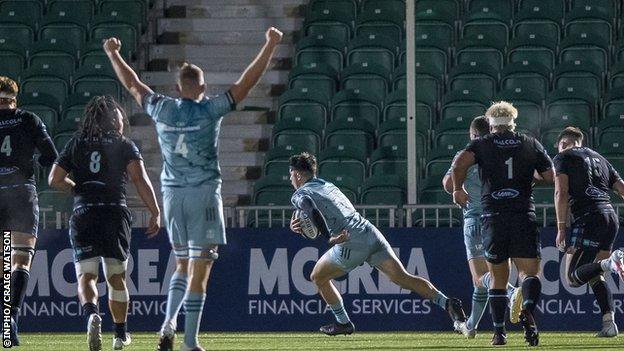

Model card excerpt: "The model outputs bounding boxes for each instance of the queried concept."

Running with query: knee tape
[189,247,219,261]
[108,286,129,302]
[75,257,100,277]
[12,245,35,258]
[103,258,129,302]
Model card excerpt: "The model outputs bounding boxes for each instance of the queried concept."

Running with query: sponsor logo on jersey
[494,138,522,148]
[491,188,520,199]
[585,186,607,199]
[0,117,22,129]
[0,166,18,175]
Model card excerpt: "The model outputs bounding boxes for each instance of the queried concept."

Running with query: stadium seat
[53,132,74,152]
[559,33,610,74]
[250,175,293,228]
[304,7,354,45]
[440,89,489,121]
[513,7,561,46]
[99,0,147,32]
[383,89,432,136]
[414,12,455,49]
[288,63,338,100]
[601,88,624,122]
[325,116,376,156]
[60,92,93,123]
[434,117,471,154]
[80,41,118,67]
[411,35,449,80]
[507,33,557,70]
[494,89,543,136]
[370,145,406,176]
[378,117,406,150]
[570,0,619,18]
[425,149,454,178]
[413,188,462,227]
[598,132,624,156]
[17,92,60,132]
[356,0,405,43]
[456,33,506,70]
[0,15,35,46]
[565,6,613,46]
[361,174,405,205]
[295,34,346,73]
[277,88,329,126]
[609,61,624,89]
[331,88,382,128]
[616,38,624,63]
[38,14,88,49]
[272,115,324,155]
[28,39,78,81]
[318,144,368,183]
[467,0,513,19]
[517,0,566,18]
[340,62,391,100]
[47,0,94,25]
[447,62,498,99]
[553,61,603,102]
[264,145,311,176]
[532,185,556,225]
[20,69,69,107]
[308,0,358,20]
[544,87,595,134]
[91,14,138,59]
[416,0,461,20]
[391,65,438,108]
[0,39,26,81]
[462,5,511,48]
[500,61,551,101]
[347,34,398,72]
[321,174,359,203]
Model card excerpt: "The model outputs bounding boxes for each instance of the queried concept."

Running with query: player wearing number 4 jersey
[104,27,284,351]
[49,96,161,351]
[452,102,555,347]
[0,77,58,346]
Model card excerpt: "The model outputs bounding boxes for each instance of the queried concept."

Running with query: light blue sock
[467,286,488,330]
[330,300,351,324]
[183,291,206,348]
[507,283,516,299]
[433,291,449,309]
[162,272,188,333]
[482,272,492,289]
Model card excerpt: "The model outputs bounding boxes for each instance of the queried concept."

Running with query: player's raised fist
[103,37,122,55]
[266,27,283,45]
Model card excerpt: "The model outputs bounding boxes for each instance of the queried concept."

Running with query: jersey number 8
[89,151,101,173]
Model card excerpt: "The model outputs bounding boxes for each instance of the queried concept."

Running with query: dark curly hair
[79,96,125,142]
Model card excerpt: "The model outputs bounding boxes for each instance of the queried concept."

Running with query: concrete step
[219,138,268,152]
[219,124,273,139]
[222,110,269,124]
[151,56,287,72]
[166,0,307,7]
[149,43,293,59]
[218,152,264,167]
[175,30,295,45]
[141,70,288,86]
[222,180,254,196]
[148,84,279,100]
[237,97,276,110]
[184,5,302,18]
[157,18,303,34]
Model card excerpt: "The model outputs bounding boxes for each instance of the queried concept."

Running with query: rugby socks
[114,322,127,340]
[590,279,613,316]
[432,291,449,309]
[575,263,603,284]
[82,302,99,322]
[481,272,516,297]
[183,291,206,348]
[488,289,507,334]
[330,300,351,324]
[10,268,30,323]
[467,286,488,330]
[521,276,541,312]
[162,272,188,333]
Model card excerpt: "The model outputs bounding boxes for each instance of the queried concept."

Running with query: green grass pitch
[17,331,624,350]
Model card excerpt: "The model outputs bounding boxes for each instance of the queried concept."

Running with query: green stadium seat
[609,61,624,89]
[448,62,498,99]
[28,38,78,80]
[370,145,406,176]
[60,92,93,122]
[416,0,460,20]
[355,1,405,43]
[264,145,312,176]
[415,18,454,49]
[391,65,441,108]
[321,174,359,203]
[340,62,390,100]
[20,69,69,107]
[532,185,556,225]
[319,144,367,183]
[544,87,595,133]
[607,157,624,175]
[513,7,562,46]
[554,61,603,102]
[412,35,449,80]
[616,38,624,63]
[91,14,138,59]
[413,190,462,227]
[601,88,624,122]
[325,116,376,155]
[467,0,513,19]
[72,63,123,101]
[456,33,506,70]
[361,174,405,205]
[500,61,551,100]
[434,117,471,153]
[517,0,566,18]
[440,89,488,121]
[288,63,338,100]
[559,33,609,74]
[0,39,26,81]
[0,0,43,20]
[565,6,613,46]
[53,132,74,151]
[331,88,382,127]
[80,41,121,67]
[99,0,147,32]
[272,115,324,155]
[571,0,618,18]
[494,89,543,135]
[17,92,60,132]
[462,12,510,48]
[598,132,624,156]
[425,149,454,178]
[378,117,406,150]
[0,17,35,46]
[278,88,329,125]
[38,15,88,48]
[250,175,293,228]
[47,0,93,25]
[508,33,557,70]
[347,34,397,72]
[295,34,346,72]
[308,0,358,19]
[384,89,429,130]
[304,8,354,45]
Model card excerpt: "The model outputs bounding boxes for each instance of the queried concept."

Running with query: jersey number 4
[1,135,12,156]
[174,134,189,158]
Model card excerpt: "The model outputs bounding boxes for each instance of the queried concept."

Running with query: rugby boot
[320,321,355,336]
[519,310,539,347]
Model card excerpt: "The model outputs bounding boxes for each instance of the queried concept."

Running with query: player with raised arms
[288,153,468,336]
[0,76,58,346]
[553,126,624,337]
[49,96,161,350]
[452,102,554,346]
[104,27,283,351]
[443,116,520,338]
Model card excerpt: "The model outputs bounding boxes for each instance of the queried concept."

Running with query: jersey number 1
[1,135,11,156]
[505,157,513,179]
[174,134,189,158]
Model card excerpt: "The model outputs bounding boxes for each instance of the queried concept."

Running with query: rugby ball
[295,210,319,239]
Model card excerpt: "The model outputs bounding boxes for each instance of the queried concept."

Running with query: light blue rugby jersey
[446,152,483,219]
[143,92,235,187]
[291,178,369,235]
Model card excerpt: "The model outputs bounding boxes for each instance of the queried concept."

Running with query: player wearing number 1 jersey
[104,27,284,351]
[452,102,554,347]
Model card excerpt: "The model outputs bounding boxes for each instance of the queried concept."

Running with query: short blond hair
[485,101,517,130]
[177,62,204,88]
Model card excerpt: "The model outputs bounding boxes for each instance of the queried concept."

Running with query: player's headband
[487,116,515,126]
[0,92,16,99]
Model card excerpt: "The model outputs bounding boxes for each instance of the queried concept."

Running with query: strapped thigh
[75,257,100,277]
[12,244,35,258]
[189,245,219,261]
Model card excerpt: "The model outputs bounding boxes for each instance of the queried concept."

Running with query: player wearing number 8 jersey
[104,28,284,351]
[452,102,554,347]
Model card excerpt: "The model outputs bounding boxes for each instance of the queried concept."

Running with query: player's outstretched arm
[554,173,570,252]
[103,38,154,107]
[127,160,161,237]
[48,164,75,193]
[229,27,283,104]
[450,150,475,207]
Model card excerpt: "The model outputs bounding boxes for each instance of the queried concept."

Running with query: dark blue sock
[114,322,127,339]
[521,276,541,312]
[82,302,99,322]
[10,268,30,323]
[489,289,507,334]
